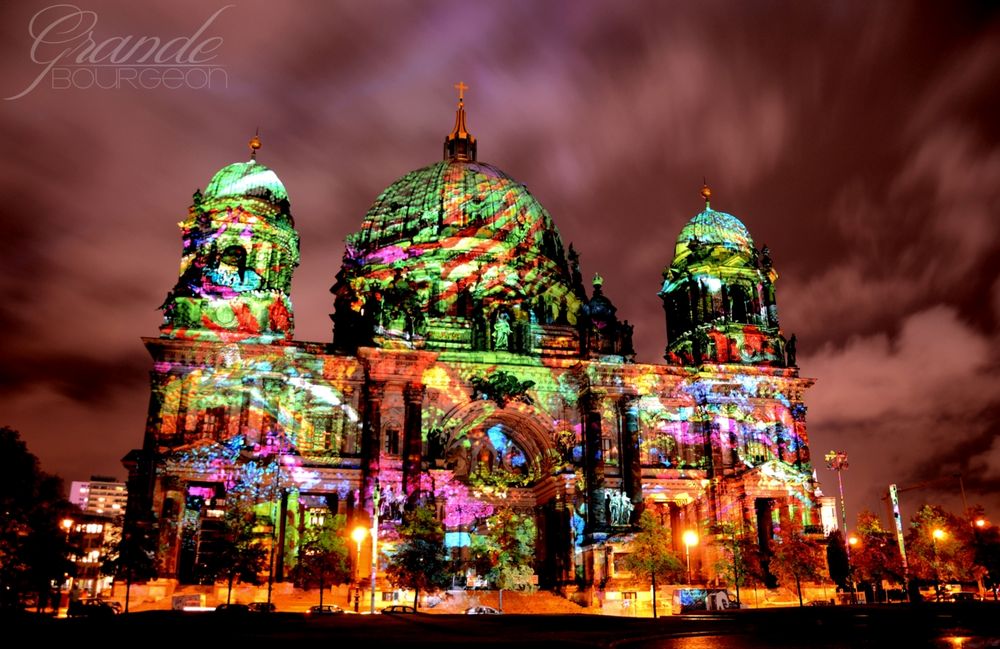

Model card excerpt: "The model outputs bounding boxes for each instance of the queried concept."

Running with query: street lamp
[370,483,382,615]
[683,530,699,584]
[59,518,73,617]
[351,526,367,612]
[932,528,945,601]
[847,535,860,603]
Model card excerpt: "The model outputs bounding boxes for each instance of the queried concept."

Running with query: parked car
[248,602,277,613]
[308,604,344,615]
[68,598,119,618]
[214,603,251,615]
[465,605,501,615]
[381,605,417,614]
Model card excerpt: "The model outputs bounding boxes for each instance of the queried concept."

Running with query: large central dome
[332,97,582,353]
[347,158,572,301]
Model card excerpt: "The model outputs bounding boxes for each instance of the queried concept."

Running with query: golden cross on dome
[454,81,468,102]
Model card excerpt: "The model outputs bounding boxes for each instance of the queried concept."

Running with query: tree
[770,520,826,606]
[101,517,158,612]
[385,505,450,610]
[970,517,1000,599]
[0,427,75,612]
[713,522,765,606]
[470,505,537,612]
[294,513,350,607]
[621,511,684,618]
[201,501,267,605]
[905,505,980,599]
[825,530,850,591]
[851,510,903,602]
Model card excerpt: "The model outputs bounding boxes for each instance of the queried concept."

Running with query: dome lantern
[444,81,477,162]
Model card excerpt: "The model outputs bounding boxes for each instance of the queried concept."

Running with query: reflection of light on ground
[638,634,992,649]
[645,637,745,649]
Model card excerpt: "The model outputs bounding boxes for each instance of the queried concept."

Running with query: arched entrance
[434,401,570,587]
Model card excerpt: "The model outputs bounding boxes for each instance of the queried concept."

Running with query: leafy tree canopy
[621,510,684,585]
[385,506,450,608]
[0,427,75,610]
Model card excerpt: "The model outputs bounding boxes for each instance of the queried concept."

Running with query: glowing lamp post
[932,528,945,601]
[59,518,73,617]
[682,530,699,584]
[351,526,367,612]
[847,535,860,602]
[369,483,381,615]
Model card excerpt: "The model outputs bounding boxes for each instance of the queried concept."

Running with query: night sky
[2,1,998,530]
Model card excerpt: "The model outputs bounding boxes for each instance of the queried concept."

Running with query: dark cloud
[0,1,998,524]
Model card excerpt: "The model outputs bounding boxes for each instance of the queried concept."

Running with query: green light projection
[332,160,584,352]
[660,199,788,367]
[159,159,300,343]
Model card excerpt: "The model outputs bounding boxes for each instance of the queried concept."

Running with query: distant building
[70,476,128,518]
[66,515,116,597]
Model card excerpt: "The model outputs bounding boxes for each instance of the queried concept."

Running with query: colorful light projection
[659,189,789,367]
[160,159,300,343]
[332,159,585,351]
[136,119,822,590]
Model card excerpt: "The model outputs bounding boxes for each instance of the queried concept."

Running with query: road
[6,603,998,648]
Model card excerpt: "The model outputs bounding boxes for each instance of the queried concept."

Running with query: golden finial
[701,177,711,207]
[249,127,261,160]
[454,81,468,103]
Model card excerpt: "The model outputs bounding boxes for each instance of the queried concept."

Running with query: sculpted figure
[493,312,512,350]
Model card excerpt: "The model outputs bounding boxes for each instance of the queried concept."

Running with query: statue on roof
[786,333,797,367]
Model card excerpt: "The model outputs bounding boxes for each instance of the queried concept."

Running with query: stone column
[617,394,643,522]
[583,390,607,531]
[276,490,289,581]
[361,381,385,511]
[791,402,808,469]
[669,502,682,553]
[553,488,572,585]
[402,383,425,499]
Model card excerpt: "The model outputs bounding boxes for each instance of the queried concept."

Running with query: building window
[385,427,400,455]
[195,406,227,442]
[340,416,360,456]
[309,414,333,452]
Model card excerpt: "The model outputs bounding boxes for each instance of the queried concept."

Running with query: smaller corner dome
[203,160,289,206]
[675,207,754,257]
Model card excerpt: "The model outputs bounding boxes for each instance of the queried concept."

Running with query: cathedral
[124,90,823,598]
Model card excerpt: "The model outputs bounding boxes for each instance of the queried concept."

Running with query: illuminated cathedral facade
[125,93,822,596]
